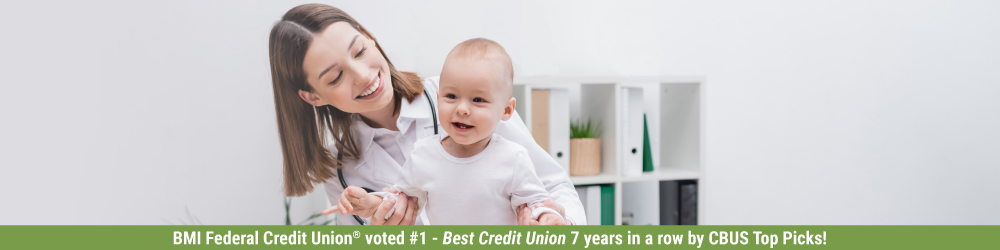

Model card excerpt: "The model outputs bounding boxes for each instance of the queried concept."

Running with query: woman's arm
[323,176,419,225]
[509,150,565,225]
[496,110,587,225]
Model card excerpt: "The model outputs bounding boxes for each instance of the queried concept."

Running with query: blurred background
[1,0,998,224]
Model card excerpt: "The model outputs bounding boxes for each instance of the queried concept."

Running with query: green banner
[0,226,995,249]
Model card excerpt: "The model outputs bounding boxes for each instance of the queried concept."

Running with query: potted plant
[569,119,602,176]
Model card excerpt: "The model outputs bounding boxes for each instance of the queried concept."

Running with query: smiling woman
[268,4,424,198]
[267,3,585,226]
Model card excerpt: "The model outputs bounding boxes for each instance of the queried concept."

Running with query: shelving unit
[514,75,705,225]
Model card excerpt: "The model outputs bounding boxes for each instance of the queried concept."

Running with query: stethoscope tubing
[337,88,438,225]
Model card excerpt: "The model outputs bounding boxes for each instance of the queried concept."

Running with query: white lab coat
[323,76,586,225]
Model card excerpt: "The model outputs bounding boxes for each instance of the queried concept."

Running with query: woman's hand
[516,204,535,225]
[322,186,381,218]
[537,213,566,225]
[535,199,566,220]
[516,199,569,225]
[369,187,419,225]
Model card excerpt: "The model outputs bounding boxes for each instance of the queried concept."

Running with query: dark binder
[659,181,679,225]
[679,180,698,225]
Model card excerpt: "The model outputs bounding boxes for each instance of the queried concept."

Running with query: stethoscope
[336,89,438,225]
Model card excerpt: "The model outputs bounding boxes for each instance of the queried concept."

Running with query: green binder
[600,185,615,225]
[643,114,654,172]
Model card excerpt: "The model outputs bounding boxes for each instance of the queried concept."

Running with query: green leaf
[570,119,602,138]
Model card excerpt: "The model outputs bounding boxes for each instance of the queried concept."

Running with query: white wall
[1,0,998,224]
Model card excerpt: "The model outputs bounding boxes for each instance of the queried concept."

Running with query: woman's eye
[473,97,485,103]
[328,72,343,85]
[355,46,366,58]
[445,94,457,99]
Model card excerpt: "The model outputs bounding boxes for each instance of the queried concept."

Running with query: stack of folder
[659,180,698,225]
[574,185,615,225]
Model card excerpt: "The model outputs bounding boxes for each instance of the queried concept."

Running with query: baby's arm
[322,186,386,218]
[509,150,566,225]
[389,154,429,221]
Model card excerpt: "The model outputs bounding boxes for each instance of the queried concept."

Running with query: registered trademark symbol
[353,231,360,239]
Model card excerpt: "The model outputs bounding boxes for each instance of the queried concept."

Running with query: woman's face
[300,22,392,113]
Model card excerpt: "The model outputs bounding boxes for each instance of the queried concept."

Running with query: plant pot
[570,138,601,176]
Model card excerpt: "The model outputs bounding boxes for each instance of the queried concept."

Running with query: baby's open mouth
[452,122,474,130]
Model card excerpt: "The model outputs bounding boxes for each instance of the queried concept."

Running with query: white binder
[586,185,602,225]
[547,88,570,170]
[620,87,644,177]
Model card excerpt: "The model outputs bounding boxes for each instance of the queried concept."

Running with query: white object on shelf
[620,87,644,177]
[548,88,570,170]
[585,185,602,225]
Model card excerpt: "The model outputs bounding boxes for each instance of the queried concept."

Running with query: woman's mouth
[452,122,474,132]
[356,72,384,100]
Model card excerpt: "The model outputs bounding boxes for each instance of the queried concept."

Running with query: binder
[586,185,602,225]
[548,89,570,169]
[531,89,550,151]
[575,186,588,206]
[600,184,615,225]
[659,181,679,225]
[643,114,654,172]
[679,181,698,225]
[620,87,644,177]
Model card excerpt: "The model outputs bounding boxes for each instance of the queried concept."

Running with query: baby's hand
[537,213,565,225]
[322,186,383,218]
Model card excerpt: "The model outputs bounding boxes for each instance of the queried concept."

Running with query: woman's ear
[501,97,516,121]
[298,89,326,107]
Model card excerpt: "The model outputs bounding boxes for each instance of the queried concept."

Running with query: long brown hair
[268,3,423,197]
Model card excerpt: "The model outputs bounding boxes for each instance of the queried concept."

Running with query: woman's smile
[356,71,385,100]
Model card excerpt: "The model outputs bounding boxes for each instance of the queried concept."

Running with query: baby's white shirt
[391,133,555,225]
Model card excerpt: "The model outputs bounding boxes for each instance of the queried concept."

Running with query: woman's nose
[344,62,371,87]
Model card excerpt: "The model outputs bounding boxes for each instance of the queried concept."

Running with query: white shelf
[620,168,700,183]
[568,173,618,185]
[570,168,699,185]
[514,75,705,225]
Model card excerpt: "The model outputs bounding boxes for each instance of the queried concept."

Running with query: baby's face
[437,59,514,146]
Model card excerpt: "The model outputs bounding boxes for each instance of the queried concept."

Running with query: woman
[268,3,584,225]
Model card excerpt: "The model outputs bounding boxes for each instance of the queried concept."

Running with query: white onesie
[377,133,560,225]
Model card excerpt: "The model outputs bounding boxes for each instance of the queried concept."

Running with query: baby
[325,38,564,225]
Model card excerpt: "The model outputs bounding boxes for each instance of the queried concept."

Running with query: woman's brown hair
[268,3,423,197]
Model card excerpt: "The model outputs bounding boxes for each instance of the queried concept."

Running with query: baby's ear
[501,97,516,121]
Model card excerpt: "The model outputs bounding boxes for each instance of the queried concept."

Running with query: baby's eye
[472,97,486,103]
[444,94,457,99]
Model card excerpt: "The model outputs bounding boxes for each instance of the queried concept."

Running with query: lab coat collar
[346,80,440,169]
[348,115,374,169]
[397,92,431,134]
[397,84,439,138]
